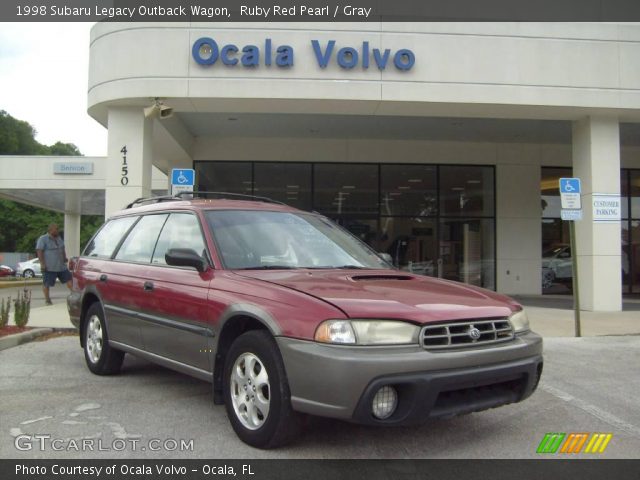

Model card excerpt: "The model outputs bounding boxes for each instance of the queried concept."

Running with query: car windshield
[205,210,391,270]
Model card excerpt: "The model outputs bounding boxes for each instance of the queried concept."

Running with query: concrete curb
[0,328,54,351]
[0,280,41,289]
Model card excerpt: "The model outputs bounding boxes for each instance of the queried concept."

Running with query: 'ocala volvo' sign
[192,38,415,71]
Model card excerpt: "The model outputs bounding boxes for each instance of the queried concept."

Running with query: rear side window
[115,214,168,263]
[152,213,207,265]
[83,216,138,258]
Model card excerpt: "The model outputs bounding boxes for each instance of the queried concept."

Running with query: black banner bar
[2,459,640,480]
[1,0,640,22]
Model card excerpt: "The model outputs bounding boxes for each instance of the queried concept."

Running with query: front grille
[420,319,514,350]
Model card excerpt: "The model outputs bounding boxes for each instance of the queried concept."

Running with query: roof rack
[124,191,286,209]
[178,191,286,205]
[125,195,179,209]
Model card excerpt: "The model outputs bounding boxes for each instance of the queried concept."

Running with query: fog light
[371,386,398,420]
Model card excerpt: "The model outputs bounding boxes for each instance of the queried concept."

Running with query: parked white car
[542,245,572,281]
[15,258,42,278]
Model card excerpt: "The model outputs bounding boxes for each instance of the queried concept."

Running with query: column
[105,107,153,217]
[64,191,81,258]
[496,163,542,295]
[572,116,622,311]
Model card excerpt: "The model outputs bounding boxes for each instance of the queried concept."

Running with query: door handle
[143,281,154,291]
[99,274,108,282]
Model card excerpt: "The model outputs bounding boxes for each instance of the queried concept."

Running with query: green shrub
[13,289,31,328]
[0,297,10,328]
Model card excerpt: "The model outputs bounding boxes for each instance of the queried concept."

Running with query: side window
[115,214,168,263]
[152,213,207,265]
[83,216,138,258]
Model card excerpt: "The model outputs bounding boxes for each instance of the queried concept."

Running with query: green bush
[0,297,10,328]
[13,289,31,328]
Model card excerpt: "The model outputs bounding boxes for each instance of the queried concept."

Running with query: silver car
[15,258,42,278]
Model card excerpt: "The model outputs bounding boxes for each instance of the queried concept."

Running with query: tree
[0,110,103,254]
[49,141,81,156]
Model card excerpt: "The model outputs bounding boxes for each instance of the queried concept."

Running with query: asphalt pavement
[1,335,639,459]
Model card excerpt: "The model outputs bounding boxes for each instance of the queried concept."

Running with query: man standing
[36,223,72,305]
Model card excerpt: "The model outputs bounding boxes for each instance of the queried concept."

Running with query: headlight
[315,320,419,345]
[509,309,530,334]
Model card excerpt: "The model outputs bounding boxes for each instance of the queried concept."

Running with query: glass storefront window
[621,170,629,220]
[541,218,570,252]
[439,218,495,290]
[622,223,631,294]
[196,162,252,195]
[254,163,312,210]
[631,171,640,219]
[541,168,640,294]
[439,166,494,217]
[631,221,640,293]
[380,165,437,217]
[540,167,571,218]
[195,161,496,289]
[313,164,378,215]
[378,217,438,274]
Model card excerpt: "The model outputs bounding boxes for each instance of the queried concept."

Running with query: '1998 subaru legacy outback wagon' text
[68,193,543,448]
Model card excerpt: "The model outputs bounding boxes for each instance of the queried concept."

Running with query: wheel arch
[212,305,281,404]
[78,289,105,348]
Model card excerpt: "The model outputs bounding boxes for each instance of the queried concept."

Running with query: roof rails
[124,191,286,209]
[125,195,178,209]
[182,191,286,205]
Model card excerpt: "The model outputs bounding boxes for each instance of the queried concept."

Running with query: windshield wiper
[307,265,371,270]
[235,265,300,270]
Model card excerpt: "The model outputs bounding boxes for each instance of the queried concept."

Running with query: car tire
[223,330,301,449]
[23,269,34,279]
[83,303,124,375]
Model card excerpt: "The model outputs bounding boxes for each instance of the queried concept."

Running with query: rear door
[80,215,141,346]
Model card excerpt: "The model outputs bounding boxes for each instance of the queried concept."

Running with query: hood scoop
[351,274,414,282]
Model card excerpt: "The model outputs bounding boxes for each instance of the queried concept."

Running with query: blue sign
[171,169,195,186]
[559,178,581,194]
[192,38,415,71]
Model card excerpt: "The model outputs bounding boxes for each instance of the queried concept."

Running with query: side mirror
[165,248,208,273]
[378,252,393,264]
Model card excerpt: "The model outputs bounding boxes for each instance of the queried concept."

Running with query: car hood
[235,269,518,324]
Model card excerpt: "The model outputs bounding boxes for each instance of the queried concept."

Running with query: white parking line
[541,384,640,437]
[20,416,53,425]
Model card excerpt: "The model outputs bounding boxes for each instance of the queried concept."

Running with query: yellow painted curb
[0,280,41,289]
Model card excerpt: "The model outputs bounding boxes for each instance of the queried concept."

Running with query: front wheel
[223,330,301,448]
[83,303,124,375]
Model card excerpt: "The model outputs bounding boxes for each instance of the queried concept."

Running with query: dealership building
[1,22,640,312]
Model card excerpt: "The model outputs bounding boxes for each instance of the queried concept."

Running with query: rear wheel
[223,330,301,448]
[83,303,124,375]
[23,269,34,279]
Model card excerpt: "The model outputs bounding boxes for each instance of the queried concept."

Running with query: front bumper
[277,332,542,424]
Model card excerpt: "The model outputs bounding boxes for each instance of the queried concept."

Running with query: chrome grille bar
[420,319,514,350]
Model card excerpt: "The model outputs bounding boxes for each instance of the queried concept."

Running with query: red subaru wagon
[68,194,543,448]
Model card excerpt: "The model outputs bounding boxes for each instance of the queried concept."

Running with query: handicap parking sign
[171,169,195,196]
[559,177,582,211]
[559,178,581,194]
[171,169,195,186]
